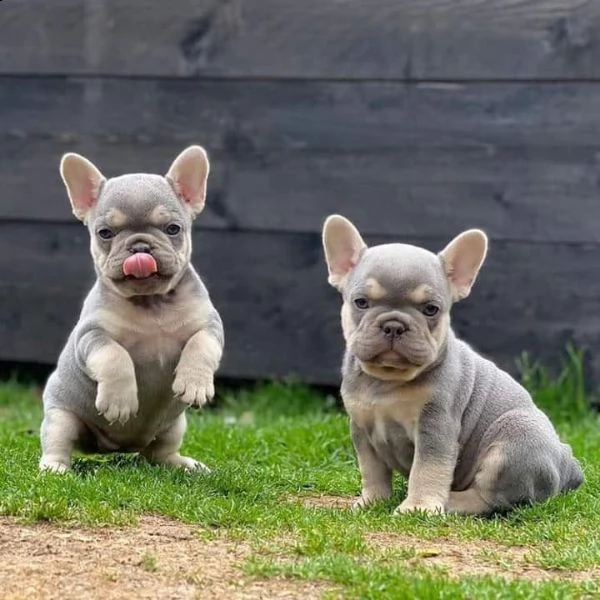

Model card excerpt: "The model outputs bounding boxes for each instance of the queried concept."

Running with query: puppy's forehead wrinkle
[95,174,184,223]
[349,244,447,301]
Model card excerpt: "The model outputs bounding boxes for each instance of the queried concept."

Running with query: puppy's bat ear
[165,145,210,217]
[439,229,488,301]
[60,153,106,222]
[322,215,367,289]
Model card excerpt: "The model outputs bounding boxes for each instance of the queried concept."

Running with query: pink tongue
[123,254,158,279]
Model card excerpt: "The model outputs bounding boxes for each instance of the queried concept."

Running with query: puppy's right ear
[322,215,367,289]
[60,153,106,222]
[165,145,210,217]
[439,229,488,301]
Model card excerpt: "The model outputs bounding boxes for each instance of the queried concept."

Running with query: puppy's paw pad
[172,371,214,407]
[394,499,446,516]
[39,459,70,474]
[95,382,138,425]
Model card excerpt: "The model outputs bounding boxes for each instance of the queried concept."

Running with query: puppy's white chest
[129,330,182,367]
[375,398,421,444]
[346,387,430,444]
[97,303,198,366]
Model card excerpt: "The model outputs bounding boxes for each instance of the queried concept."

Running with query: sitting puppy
[322,215,583,515]
[40,146,224,473]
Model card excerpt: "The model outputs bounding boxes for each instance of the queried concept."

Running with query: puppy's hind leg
[445,443,511,516]
[447,427,564,516]
[446,488,493,515]
[141,412,209,472]
[40,408,85,473]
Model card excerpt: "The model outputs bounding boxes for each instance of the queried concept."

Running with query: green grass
[140,552,158,573]
[0,353,599,599]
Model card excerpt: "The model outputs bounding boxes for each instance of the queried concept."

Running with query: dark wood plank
[2,0,600,80]
[1,222,598,386]
[2,77,600,243]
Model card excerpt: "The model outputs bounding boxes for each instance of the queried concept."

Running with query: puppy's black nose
[381,320,408,338]
[129,242,152,254]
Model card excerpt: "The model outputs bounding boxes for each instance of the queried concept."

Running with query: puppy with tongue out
[123,252,158,279]
[39,146,224,473]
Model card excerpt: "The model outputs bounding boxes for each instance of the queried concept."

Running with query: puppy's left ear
[322,215,367,289]
[60,153,106,222]
[165,145,210,217]
[439,229,488,301]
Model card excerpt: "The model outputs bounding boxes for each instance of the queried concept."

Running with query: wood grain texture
[2,77,600,243]
[1,0,600,80]
[1,222,598,385]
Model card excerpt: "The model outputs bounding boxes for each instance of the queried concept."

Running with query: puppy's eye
[422,304,440,317]
[166,223,181,236]
[97,228,114,240]
[354,297,369,310]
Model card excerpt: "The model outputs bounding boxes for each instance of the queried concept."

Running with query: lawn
[0,351,599,599]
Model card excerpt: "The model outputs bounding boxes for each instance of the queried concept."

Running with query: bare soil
[0,516,330,600]
[300,494,600,583]
[2,500,598,600]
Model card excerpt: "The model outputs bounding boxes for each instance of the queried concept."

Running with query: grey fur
[40,146,224,473]
[323,215,583,515]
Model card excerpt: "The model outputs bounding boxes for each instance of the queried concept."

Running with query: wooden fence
[1,1,599,385]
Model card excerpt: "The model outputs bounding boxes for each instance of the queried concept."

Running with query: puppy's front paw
[172,368,215,407]
[352,496,371,512]
[394,498,446,516]
[95,380,138,425]
[146,452,211,472]
[176,455,211,472]
[39,457,71,473]
[351,488,391,511]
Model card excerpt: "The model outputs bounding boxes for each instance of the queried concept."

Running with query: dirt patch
[367,532,600,582]
[0,516,331,600]
[297,495,355,510]
[296,496,600,583]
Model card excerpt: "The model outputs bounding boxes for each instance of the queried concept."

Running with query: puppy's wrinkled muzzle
[123,253,158,279]
[376,350,413,368]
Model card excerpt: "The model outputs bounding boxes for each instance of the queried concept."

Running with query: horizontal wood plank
[1,1,600,80]
[0,222,598,386]
[2,77,600,243]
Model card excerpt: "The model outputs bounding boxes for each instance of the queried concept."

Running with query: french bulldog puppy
[322,215,583,515]
[39,146,224,473]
